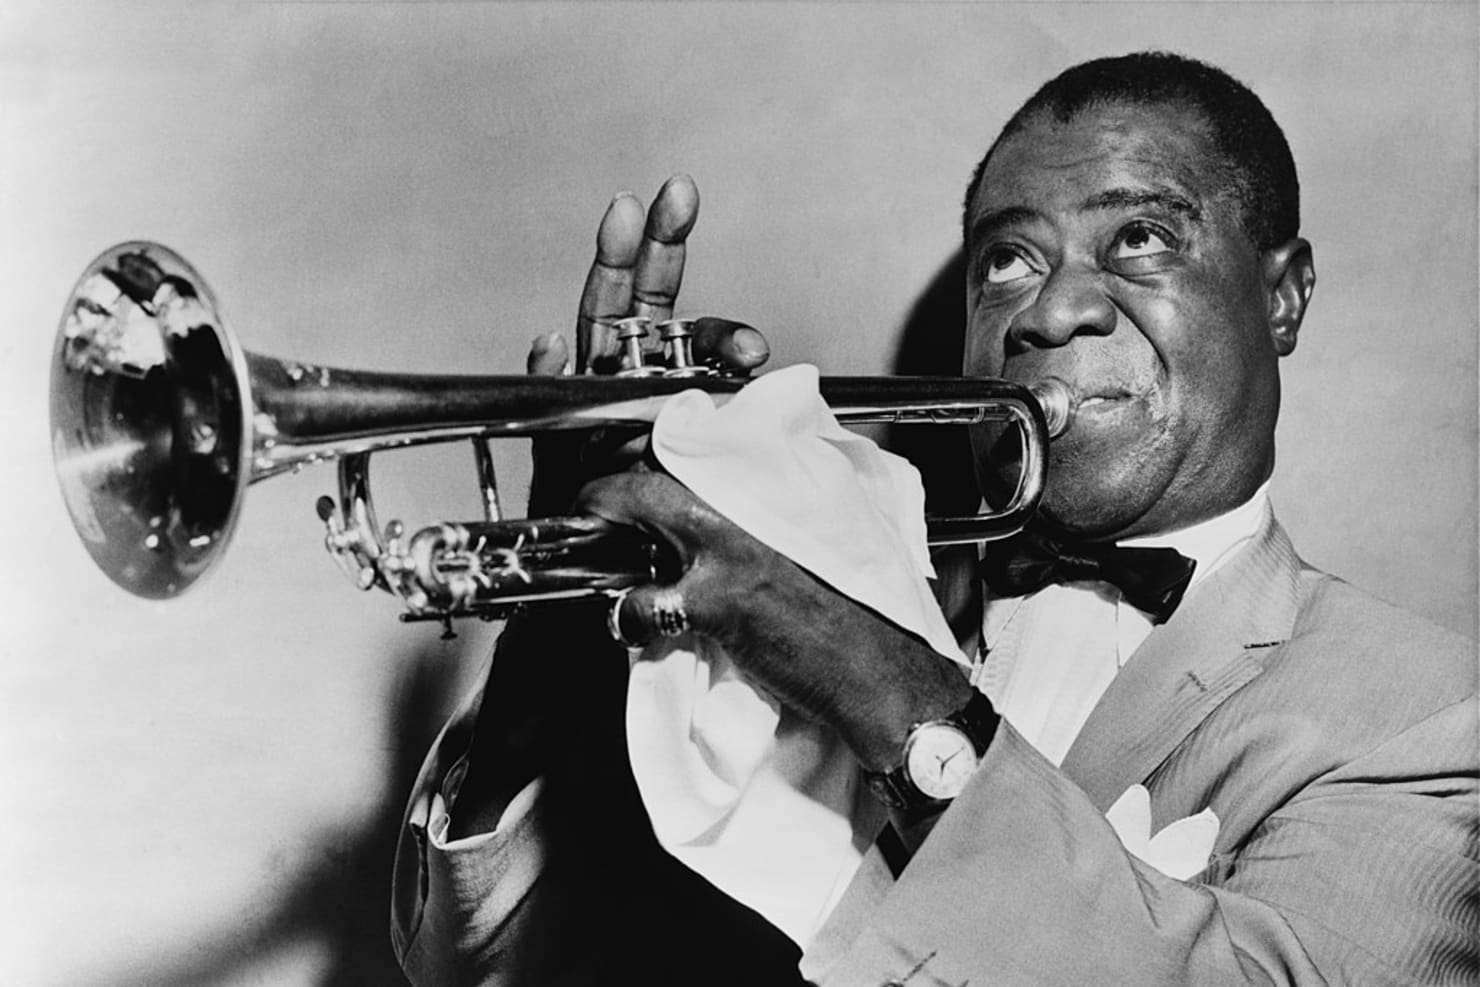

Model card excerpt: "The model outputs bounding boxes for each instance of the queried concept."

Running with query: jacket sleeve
[389,683,552,986]
[390,679,807,987]
[814,699,1479,987]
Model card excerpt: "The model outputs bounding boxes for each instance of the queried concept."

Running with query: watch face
[904,723,979,800]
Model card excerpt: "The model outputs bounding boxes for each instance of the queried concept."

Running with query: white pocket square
[1105,784,1219,880]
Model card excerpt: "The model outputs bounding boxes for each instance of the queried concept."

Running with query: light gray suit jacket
[394,518,1479,985]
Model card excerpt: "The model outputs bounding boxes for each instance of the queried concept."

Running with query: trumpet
[51,242,1072,624]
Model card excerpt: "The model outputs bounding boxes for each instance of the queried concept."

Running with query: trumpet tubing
[52,241,1071,621]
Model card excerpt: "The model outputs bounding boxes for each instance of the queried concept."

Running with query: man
[391,52,1477,985]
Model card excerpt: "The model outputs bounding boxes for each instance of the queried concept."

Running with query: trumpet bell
[51,242,253,599]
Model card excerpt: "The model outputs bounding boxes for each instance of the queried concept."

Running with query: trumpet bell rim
[50,241,253,599]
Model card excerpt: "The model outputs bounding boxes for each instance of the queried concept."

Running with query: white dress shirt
[975,483,1272,766]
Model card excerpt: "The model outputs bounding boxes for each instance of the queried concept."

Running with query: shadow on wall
[885,248,976,519]
[885,249,986,644]
[88,635,478,987]
[74,255,972,987]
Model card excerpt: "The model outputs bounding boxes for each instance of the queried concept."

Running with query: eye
[983,247,1037,284]
[1110,223,1174,260]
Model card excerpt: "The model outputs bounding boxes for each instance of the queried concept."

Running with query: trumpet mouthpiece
[1028,377,1075,438]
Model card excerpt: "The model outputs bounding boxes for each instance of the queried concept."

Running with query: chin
[1033,459,1168,541]
[1034,495,1140,540]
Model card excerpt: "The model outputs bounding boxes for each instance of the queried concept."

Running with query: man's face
[964,101,1286,540]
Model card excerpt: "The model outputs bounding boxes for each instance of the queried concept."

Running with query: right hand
[527,175,771,516]
[451,178,771,837]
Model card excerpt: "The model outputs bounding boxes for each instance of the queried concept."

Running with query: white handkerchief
[624,365,964,951]
[1105,784,1219,880]
[651,364,962,663]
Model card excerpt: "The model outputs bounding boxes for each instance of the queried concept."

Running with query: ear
[1260,237,1315,357]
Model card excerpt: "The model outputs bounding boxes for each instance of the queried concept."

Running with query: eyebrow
[1081,187,1203,222]
[968,186,1203,244]
[967,206,1038,244]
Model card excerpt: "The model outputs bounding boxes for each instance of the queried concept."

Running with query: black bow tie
[979,531,1197,625]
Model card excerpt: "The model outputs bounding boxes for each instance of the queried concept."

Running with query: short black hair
[963,51,1299,250]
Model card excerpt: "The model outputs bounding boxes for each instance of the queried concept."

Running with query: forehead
[969,102,1230,228]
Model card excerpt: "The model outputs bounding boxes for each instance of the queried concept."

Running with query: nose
[1007,263,1116,350]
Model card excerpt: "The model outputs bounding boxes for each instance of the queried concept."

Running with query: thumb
[527,332,570,375]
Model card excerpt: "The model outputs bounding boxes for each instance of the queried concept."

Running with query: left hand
[577,469,975,771]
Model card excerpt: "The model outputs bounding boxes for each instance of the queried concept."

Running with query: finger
[577,192,646,372]
[526,332,570,376]
[689,316,770,377]
[612,581,694,649]
[575,471,701,561]
[580,471,704,647]
[630,174,700,325]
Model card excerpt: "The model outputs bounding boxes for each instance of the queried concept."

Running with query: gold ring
[607,587,640,647]
[651,587,690,637]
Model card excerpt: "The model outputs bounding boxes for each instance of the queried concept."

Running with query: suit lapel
[1058,515,1307,811]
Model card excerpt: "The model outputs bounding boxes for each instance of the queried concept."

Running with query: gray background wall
[2,2,1475,984]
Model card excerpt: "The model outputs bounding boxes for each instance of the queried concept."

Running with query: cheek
[963,310,1011,377]
[1127,280,1250,399]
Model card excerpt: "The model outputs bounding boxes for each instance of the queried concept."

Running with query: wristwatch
[863,690,999,811]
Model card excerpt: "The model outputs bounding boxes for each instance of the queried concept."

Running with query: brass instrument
[51,241,1072,623]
